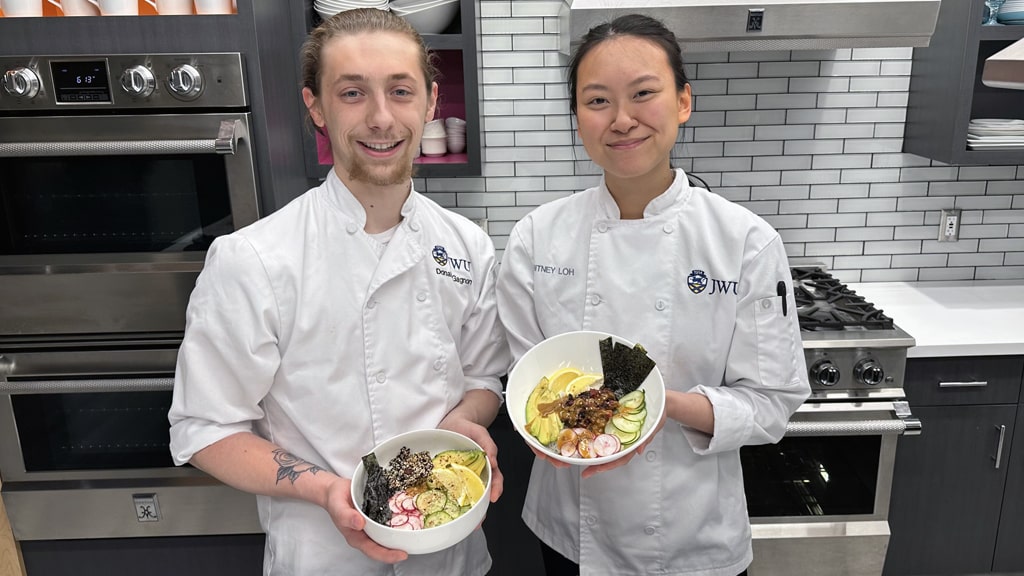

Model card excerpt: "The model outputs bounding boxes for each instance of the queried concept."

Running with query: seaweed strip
[361,452,393,525]
[600,337,656,399]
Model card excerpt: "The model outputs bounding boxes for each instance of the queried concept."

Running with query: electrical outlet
[938,208,961,242]
[746,9,765,32]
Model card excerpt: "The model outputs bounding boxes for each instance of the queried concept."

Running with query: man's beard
[343,141,415,186]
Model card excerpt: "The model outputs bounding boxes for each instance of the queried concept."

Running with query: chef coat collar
[322,169,419,230]
[595,168,691,220]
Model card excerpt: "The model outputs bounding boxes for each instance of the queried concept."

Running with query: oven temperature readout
[50,60,111,103]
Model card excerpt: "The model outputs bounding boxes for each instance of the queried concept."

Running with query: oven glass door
[741,435,882,518]
[12,389,175,472]
[0,154,232,256]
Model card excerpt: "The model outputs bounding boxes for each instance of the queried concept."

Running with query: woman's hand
[438,416,505,503]
[580,408,668,479]
[323,476,409,564]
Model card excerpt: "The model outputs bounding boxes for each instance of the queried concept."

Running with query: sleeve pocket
[753,295,797,387]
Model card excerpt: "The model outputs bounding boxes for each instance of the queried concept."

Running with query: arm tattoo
[272,449,323,485]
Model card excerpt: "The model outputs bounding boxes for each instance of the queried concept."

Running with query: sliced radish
[407,514,424,530]
[393,522,415,530]
[388,494,403,514]
[593,433,621,457]
[388,513,409,527]
[400,496,418,512]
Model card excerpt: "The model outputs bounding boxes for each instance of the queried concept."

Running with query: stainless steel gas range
[744,266,920,576]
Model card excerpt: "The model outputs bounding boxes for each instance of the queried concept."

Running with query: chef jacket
[496,169,810,576]
[169,170,509,576]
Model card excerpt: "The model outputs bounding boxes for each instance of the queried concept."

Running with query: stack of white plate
[967,118,1024,149]
[998,0,1024,23]
[390,0,459,34]
[315,0,389,22]
[445,117,466,154]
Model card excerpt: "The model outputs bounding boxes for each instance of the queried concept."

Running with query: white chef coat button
[662,223,674,234]
[644,526,657,535]
[645,451,656,462]
[409,221,420,232]
[416,292,427,302]
[762,299,772,309]
[346,223,358,234]
[589,294,601,306]
[586,515,597,526]
[375,371,386,383]
[433,359,444,371]
[367,300,377,309]
[655,299,666,311]
[596,222,608,233]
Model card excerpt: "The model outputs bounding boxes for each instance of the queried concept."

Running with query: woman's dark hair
[567,14,689,115]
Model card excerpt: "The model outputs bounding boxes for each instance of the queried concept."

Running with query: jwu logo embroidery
[432,245,471,271]
[687,269,738,296]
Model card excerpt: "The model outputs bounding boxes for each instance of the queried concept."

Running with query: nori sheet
[361,452,393,526]
[599,336,656,399]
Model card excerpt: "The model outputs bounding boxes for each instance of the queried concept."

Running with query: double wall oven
[0,52,261,540]
[743,267,920,576]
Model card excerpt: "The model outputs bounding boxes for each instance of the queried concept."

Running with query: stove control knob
[167,64,203,100]
[855,359,885,386]
[120,65,156,98]
[3,67,40,99]
[811,361,841,387]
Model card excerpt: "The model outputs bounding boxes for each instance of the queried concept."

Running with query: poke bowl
[506,330,666,466]
[350,428,491,555]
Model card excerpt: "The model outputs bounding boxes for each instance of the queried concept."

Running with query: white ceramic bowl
[420,136,447,156]
[393,0,459,34]
[506,330,666,467]
[350,428,491,555]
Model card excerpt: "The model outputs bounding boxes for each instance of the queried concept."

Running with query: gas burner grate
[790,267,894,332]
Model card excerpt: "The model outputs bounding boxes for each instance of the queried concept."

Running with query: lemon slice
[448,464,486,506]
[566,373,602,396]
[427,468,467,504]
[546,367,583,396]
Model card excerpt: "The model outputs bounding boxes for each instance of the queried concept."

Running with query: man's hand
[323,476,409,564]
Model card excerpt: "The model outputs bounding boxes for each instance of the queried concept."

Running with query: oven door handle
[786,417,922,437]
[0,377,174,394]
[0,120,243,157]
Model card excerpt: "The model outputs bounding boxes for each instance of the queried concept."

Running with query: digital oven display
[50,60,111,104]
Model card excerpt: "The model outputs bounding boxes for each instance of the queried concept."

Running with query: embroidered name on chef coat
[432,245,473,286]
[534,264,575,276]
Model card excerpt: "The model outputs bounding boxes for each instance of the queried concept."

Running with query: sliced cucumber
[424,510,455,528]
[443,498,462,519]
[415,489,447,515]
[618,390,645,409]
[605,423,641,445]
[621,407,647,423]
[611,414,643,433]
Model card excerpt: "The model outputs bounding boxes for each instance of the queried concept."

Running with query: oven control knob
[2,67,40,99]
[855,359,885,386]
[167,64,203,100]
[120,65,156,98]
[810,361,841,387]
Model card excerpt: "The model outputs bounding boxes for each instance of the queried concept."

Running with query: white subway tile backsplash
[728,110,788,126]
[456,1,1024,280]
[728,78,790,94]
[811,183,871,198]
[695,95,758,111]
[754,125,815,141]
[838,227,895,241]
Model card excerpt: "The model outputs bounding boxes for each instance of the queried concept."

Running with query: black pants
[540,541,748,576]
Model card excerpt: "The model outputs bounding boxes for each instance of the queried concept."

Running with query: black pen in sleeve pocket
[776,281,788,316]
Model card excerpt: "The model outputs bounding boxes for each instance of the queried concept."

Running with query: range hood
[983,38,1024,91]
[559,0,942,54]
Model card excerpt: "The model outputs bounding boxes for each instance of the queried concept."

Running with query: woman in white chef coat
[496,14,811,576]
[168,9,509,576]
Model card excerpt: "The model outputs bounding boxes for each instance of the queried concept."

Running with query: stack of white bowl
[314,0,389,22]
[445,117,466,154]
[389,0,459,34]
[421,119,447,157]
[998,0,1024,23]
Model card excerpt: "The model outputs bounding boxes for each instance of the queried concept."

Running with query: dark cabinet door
[884,405,1017,576]
[994,399,1024,572]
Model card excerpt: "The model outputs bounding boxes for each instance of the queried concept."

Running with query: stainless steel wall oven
[0,52,261,541]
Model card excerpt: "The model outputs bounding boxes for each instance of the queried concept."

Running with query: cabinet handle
[994,425,1007,470]
[938,381,988,388]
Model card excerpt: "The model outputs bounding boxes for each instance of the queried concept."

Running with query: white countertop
[846,280,1024,358]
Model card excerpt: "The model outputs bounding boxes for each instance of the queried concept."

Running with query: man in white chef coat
[168,9,509,575]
